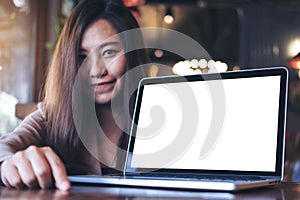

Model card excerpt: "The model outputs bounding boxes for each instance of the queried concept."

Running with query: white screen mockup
[130,76,281,172]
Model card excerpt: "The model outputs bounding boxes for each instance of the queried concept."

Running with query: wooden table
[0,182,299,199]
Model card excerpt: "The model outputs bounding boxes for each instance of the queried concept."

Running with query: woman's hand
[0,145,70,190]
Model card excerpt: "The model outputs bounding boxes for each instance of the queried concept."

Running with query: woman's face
[80,19,126,104]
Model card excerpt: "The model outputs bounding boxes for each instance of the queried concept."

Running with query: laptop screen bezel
[124,67,288,178]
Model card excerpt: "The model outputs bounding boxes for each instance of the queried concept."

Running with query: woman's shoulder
[0,102,49,152]
[23,102,46,120]
[37,102,46,119]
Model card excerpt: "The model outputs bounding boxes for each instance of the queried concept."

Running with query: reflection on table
[1,182,300,199]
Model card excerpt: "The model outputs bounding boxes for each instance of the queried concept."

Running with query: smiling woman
[0,0,149,190]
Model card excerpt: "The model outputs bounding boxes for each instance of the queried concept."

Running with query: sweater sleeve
[0,102,47,163]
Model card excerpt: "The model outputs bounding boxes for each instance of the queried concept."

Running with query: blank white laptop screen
[130,76,281,172]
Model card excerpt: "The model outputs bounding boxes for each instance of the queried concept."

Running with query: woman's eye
[102,49,118,58]
[79,54,87,64]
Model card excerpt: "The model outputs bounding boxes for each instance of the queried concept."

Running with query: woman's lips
[92,80,116,90]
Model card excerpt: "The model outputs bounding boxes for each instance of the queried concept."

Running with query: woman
[0,0,149,190]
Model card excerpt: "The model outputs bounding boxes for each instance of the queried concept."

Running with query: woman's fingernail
[59,181,70,190]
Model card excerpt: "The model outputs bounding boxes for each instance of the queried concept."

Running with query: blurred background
[0,0,300,181]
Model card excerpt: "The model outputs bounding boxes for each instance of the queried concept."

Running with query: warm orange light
[123,0,145,7]
[289,52,300,69]
[289,59,300,69]
[154,49,164,58]
[232,66,240,71]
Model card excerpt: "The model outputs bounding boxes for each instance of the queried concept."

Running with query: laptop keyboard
[131,173,262,182]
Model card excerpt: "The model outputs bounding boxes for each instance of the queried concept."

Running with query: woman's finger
[2,160,25,189]
[43,147,70,191]
[15,157,38,188]
[25,146,52,189]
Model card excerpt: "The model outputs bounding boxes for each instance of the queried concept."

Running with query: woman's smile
[92,79,116,91]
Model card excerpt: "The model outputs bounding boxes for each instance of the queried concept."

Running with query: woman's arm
[0,103,70,190]
[0,103,46,162]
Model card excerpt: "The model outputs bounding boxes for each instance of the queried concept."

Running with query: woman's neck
[95,103,123,146]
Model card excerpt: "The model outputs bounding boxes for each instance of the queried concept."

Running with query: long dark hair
[41,0,149,172]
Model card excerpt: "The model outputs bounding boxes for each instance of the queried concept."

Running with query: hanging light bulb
[164,7,174,24]
[13,0,26,7]
[12,0,30,13]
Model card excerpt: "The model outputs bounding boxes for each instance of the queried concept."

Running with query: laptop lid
[125,67,288,180]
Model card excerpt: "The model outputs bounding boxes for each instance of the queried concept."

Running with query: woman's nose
[90,58,108,78]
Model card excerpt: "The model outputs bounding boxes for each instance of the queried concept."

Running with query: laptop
[69,67,288,191]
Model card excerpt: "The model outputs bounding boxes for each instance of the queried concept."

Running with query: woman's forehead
[81,19,121,52]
